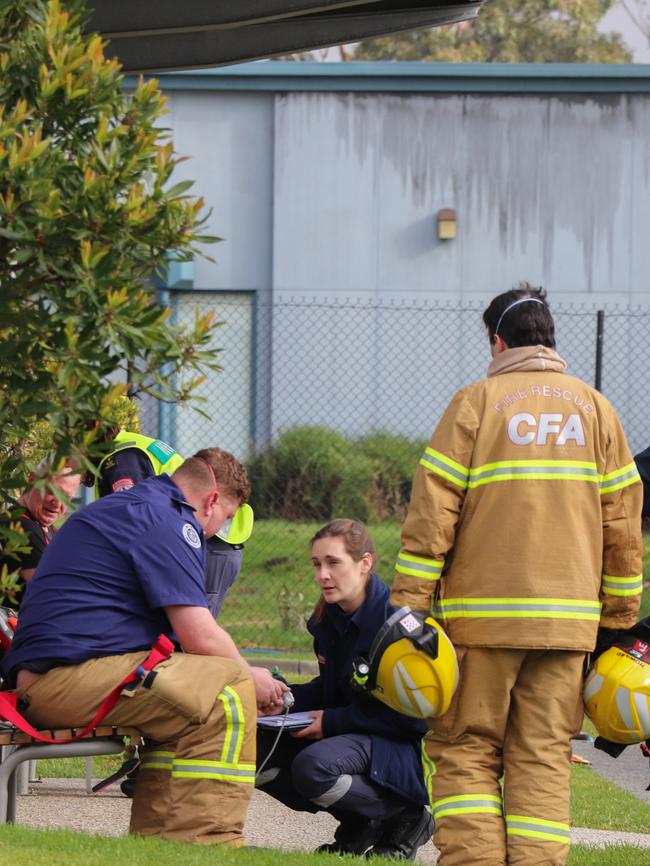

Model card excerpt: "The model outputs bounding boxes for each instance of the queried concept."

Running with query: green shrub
[248,426,426,523]
[357,432,426,521]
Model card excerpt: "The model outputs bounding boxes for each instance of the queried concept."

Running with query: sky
[312,1,650,63]
[601,1,650,61]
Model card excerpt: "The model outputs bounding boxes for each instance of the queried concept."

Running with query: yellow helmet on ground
[351,607,458,719]
[215,503,254,546]
[584,632,650,745]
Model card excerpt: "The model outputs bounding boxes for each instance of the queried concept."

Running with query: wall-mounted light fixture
[437,208,457,241]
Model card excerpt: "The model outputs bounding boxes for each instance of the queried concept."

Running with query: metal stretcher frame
[0,726,142,824]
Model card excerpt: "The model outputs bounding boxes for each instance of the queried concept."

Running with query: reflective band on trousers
[433,793,503,819]
[601,574,643,597]
[395,551,443,581]
[421,741,437,808]
[218,685,246,765]
[433,597,601,621]
[420,448,639,496]
[141,750,174,771]
[506,815,571,845]
[172,758,256,784]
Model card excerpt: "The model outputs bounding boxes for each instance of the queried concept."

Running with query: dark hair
[310,519,376,623]
[175,447,250,501]
[482,282,555,349]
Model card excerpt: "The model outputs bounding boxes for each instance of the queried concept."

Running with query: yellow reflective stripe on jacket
[600,462,641,494]
[395,551,444,581]
[218,685,246,765]
[421,741,436,808]
[140,750,174,771]
[433,793,503,819]
[506,815,571,845]
[420,448,469,489]
[420,450,602,490]
[469,459,599,487]
[601,574,643,597]
[433,597,601,621]
[172,758,256,784]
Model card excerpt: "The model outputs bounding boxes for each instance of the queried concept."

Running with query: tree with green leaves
[0,0,222,589]
[355,0,632,63]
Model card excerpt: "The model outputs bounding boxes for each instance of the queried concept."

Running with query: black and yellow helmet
[351,607,458,719]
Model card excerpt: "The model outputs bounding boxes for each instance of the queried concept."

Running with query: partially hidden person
[256,518,433,859]
[2,448,287,846]
[86,426,251,617]
[0,462,81,608]
[391,284,643,866]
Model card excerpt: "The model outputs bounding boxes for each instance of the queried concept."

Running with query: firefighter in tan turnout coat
[392,285,643,866]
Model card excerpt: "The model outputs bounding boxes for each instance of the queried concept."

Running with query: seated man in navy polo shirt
[2,448,286,846]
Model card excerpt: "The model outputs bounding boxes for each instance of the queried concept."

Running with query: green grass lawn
[222,520,401,651]
[0,824,648,866]
[571,764,650,833]
[220,523,650,653]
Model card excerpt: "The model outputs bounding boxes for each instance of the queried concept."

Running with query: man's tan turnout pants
[17,652,256,845]
[424,647,584,866]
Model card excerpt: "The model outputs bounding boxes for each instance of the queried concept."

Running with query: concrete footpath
[9,746,650,861]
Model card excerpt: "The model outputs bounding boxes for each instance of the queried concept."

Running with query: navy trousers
[256,729,414,820]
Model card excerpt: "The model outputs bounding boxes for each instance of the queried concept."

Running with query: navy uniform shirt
[2,475,208,683]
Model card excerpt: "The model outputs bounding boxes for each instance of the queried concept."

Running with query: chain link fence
[156,293,650,655]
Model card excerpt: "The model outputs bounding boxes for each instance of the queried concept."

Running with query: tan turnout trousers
[424,647,585,866]
[17,651,256,845]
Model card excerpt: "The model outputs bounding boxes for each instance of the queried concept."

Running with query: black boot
[317,816,383,855]
[369,807,434,860]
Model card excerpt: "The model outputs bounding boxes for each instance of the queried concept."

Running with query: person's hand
[292,709,323,740]
[250,666,288,711]
[257,703,285,718]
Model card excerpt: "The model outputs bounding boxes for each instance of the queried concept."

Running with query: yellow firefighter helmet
[584,634,650,745]
[215,502,254,546]
[351,607,458,719]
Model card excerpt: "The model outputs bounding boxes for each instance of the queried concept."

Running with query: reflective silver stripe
[218,685,244,765]
[140,751,175,770]
[601,574,643,596]
[506,815,571,844]
[420,449,469,488]
[395,555,443,579]
[433,794,502,819]
[469,464,598,484]
[583,671,604,703]
[172,761,256,782]
[634,693,650,740]
[615,687,635,732]
[311,774,352,807]
[436,598,601,620]
[600,464,641,494]
[255,767,280,786]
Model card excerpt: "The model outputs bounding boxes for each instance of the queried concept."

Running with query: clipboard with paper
[257,712,314,730]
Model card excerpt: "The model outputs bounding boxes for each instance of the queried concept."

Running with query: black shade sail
[86,1,485,73]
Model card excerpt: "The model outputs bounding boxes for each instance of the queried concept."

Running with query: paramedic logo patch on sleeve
[182,523,202,549]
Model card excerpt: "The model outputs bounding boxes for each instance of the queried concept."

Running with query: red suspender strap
[0,634,174,744]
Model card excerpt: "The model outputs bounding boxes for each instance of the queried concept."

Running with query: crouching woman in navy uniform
[256,519,432,858]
